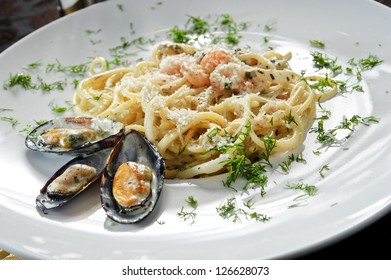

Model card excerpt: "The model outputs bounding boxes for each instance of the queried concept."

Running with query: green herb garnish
[311,51,342,76]
[0,116,19,127]
[263,18,277,32]
[310,114,379,148]
[319,164,330,178]
[279,153,307,173]
[286,182,318,200]
[3,73,34,90]
[216,197,270,223]
[24,60,42,69]
[309,39,325,48]
[177,206,197,224]
[186,196,198,208]
[49,101,68,113]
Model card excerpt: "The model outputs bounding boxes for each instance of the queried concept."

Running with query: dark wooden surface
[0,0,390,260]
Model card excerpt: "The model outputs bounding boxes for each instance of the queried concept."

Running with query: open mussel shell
[25,117,124,155]
[36,147,112,212]
[101,130,165,224]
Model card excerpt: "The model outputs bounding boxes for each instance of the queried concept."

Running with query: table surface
[1,0,391,260]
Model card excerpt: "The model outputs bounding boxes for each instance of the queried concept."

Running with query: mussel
[36,148,113,212]
[101,130,165,224]
[25,117,124,155]
[30,117,165,224]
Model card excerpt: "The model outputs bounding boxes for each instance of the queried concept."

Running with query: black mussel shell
[25,117,124,155]
[36,147,112,212]
[100,130,165,224]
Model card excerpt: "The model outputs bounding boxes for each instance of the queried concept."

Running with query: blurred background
[2,0,391,52]
[0,0,105,52]
[1,0,391,260]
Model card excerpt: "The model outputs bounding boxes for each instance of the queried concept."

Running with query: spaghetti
[73,43,337,179]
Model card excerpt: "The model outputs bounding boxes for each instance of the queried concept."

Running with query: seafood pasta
[73,43,337,179]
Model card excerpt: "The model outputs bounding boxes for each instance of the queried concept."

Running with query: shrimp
[182,48,233,88]
[159,53,188,76]
[200,49,232,73]
[159,54,210,87]
[182,63,210,87]
[159,47,234,88]
[210,62,266,93]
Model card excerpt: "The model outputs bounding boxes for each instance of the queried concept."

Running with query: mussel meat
[46,163,97,199]
[112,162,153,208]
[25,117,124,155]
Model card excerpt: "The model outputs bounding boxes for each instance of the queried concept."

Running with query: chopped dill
[208,121,272,195]
[309,39,325,48]
[310,114,379,148]
[216,197,270,223]
[168,16,209,44]
[319,164,330,178]
[85,28,102,35]
[177,206,197,224]
[263,18,277,32]
[286,182,318,200]
[218,14,250,45]
[37,76,66,91]
[24,60,42,69]
[3,73,34,90]
[284,110,298,126]
[310,51,342,76]
[358,54,383,70]
[279,153,307,173]
[186,196,198,208]
[167,14,250,45]
[259,134,277,167]
[46,60,89,76]
[0,116,19,127]
[19,120,48,135]
[0,108,13,113]
[49,100,68,113]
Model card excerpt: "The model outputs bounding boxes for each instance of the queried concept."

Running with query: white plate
[1,0,391,259]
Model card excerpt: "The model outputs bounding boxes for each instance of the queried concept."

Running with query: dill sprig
[177,206,197,224]
[319,164,330,178]
[186,195,198,208]
[46,60,89,76]
[279,153,307,173]
[3,73,34,90]
[208,121,274,195]
[168,14,250,46]
[310,51,342,76]
[168,16,210,44]
[3,73,66,92]
[259,134,277,167]
[309,39,325,48]
[0,116,19,127]
[216,197,270,223]
[286,182,318,200]
[217,14,250,45]
[310,114,379,148]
